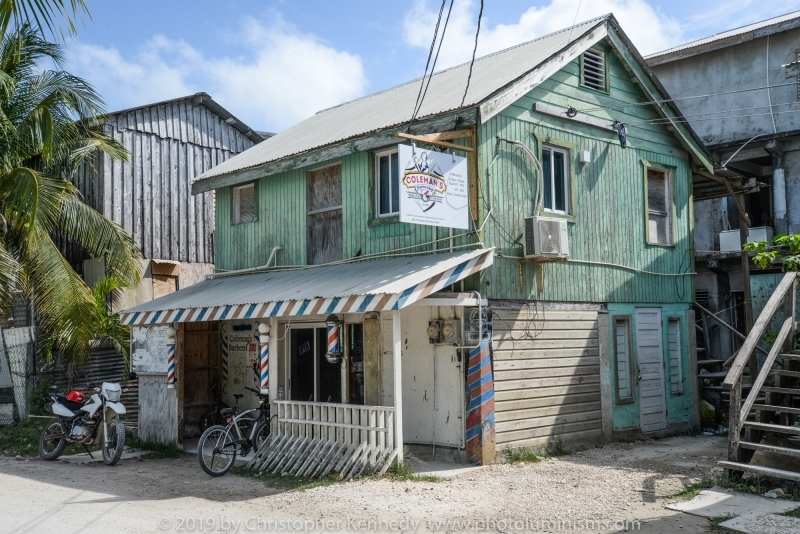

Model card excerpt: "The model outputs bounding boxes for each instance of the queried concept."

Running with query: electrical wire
[410,0,455,126]
[409,0,447,125]
[576,80,800,114]
[624,100,800,125]
[620,107,800,128]
[459,0,483,108]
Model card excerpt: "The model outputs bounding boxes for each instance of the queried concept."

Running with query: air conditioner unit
[523,216,569,259]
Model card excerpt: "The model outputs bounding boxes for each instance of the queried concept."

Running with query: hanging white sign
[398,144,469,230]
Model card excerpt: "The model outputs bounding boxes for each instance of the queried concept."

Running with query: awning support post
[392,311,404,464]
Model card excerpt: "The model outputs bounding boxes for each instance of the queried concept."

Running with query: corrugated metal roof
[646,10,800,61]
[120,249,494,324]
[192,15,609,184]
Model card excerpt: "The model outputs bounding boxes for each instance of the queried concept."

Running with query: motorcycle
[39,380,129,465]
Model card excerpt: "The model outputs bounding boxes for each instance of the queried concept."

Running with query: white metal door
[636,308,667,433]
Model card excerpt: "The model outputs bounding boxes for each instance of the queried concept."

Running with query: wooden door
[178,321,220,440]
[307,164,342,265]
[636,308,667,433]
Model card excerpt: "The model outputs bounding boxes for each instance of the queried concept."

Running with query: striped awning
[119,248,493,326]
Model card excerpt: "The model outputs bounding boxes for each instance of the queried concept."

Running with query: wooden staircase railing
[721,271,800,481]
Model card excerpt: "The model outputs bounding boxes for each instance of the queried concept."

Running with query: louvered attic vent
[582,49,606,92]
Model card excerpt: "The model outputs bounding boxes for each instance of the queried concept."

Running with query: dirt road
[0,435,725,533]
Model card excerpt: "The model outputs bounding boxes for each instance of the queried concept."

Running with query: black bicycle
[197,387,272,477]
[200,382,249,431]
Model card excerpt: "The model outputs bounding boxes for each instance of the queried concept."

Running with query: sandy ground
[0,435,727,534]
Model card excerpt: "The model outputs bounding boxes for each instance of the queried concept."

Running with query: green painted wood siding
[215,150,472,271]
[477,40,693,304]
[216,38,693,304]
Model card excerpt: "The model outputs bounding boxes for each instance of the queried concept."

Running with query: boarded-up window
[233,183,257,224]
[668,318,683,395]
[646,168,672,245]
[582,48,606,92]
[614,316,634,403]
[307,164,343,265]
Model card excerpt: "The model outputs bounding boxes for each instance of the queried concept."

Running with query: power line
[410,0,454,126]
[459,0,483,108]
[576,80,800,114]
[624,107,800,127]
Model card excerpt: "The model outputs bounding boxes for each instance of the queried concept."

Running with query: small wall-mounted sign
[131,326,169,373]
[398,144,469,230]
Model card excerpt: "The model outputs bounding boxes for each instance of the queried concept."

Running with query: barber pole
[221,334,229,383]
[327,323,339,355]
[166,326,177,388]
[257,323,270,395]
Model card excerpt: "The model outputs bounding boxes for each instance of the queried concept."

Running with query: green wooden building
[122,15,714,467]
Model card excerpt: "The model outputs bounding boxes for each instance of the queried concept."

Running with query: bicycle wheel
[197,425,236,477]
[253,420,271,451]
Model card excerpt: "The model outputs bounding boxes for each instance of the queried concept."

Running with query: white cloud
[403,0,684,69]
[68,16,367,132]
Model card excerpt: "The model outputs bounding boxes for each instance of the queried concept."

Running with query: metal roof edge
[104,92,265,144]
[191,108,477,194]
[645,11,800,65]
[605,18,715,172]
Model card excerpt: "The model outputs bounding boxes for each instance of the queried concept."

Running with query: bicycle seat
[233,394,243,400]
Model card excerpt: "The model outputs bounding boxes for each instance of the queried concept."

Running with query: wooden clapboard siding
[66,96,258,270]
[477,38,693,305]
[493,308,603,449]
[215,147,474,271]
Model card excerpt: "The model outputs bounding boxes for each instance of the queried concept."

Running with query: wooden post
[728,378,741,464]
[687,309,701,430]
[737,194,759,382]
[392,311,403,463]
[597,312,614,442]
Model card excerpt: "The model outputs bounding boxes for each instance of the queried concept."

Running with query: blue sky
[63,0,800,133]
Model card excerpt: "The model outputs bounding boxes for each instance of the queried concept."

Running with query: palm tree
[0,0,90,40]
[0,26,141,372]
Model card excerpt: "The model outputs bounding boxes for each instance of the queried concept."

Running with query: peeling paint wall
[605,303,692,431]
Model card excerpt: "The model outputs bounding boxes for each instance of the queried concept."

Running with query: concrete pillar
[773,166,787,235]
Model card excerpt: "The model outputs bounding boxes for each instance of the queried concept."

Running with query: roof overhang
[119,249,494,326]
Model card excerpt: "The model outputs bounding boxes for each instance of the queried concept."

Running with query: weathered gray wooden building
[69,93,267,308]
[647,12,800,360]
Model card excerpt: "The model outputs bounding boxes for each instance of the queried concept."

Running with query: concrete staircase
[718,272,800,484]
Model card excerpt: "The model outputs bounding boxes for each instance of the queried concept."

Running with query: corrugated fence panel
[492,308,603,449]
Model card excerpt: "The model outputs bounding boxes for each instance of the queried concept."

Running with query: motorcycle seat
[54,394,85,413]
[220,407,235,417]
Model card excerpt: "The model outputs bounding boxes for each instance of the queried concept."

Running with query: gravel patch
[0,435,726,533]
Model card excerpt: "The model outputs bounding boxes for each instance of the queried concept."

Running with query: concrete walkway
[667,486,800,533]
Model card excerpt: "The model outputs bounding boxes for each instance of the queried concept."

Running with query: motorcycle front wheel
[102,416,126,466]
[39,419,67,460]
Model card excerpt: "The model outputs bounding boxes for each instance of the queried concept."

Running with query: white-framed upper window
[542,145,570,214]
[646,167,673,245]
[375,148,400,217]
[233,183,257,225]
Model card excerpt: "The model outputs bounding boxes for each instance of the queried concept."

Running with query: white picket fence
[247,400,399,479]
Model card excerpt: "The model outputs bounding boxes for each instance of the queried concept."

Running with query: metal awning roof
[119,249,494,326]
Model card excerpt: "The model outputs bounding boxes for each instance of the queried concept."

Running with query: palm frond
[56,193,142,286]
[0,1,90,42]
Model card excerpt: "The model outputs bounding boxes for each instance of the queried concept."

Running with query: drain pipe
[209,246,284,278]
